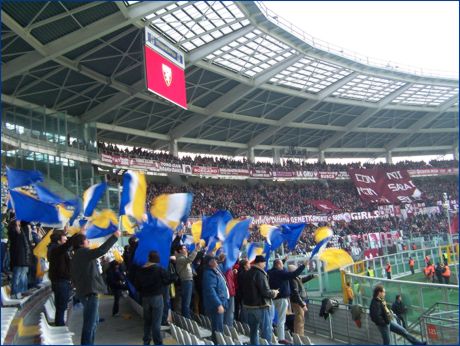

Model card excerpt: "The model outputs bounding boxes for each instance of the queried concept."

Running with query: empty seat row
[1,307,18,344]
[170,322,212,345]
[39,312,74,345]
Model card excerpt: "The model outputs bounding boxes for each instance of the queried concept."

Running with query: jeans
[112,289,122,316]
[181,280,193,318]
[162,285,170,324]
[207,308,224,344]
[246,307,272,345]
[273,298,288,340]
[52,280,72,326]
[142,295,164,345]
[224,296,234,326]
[390,321,424,344]
[12,266,29,295]
[377,324,391,345]
[80,294,99,345]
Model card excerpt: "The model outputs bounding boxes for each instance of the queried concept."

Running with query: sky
[261,1,459,78]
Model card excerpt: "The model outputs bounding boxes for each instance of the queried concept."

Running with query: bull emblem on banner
[162,64,172,87]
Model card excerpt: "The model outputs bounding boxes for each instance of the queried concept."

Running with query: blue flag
[223,218,251,271]
[6,167,43,189]
[280,223,306,251]
[34,184,67,204]
[133,218,174,269]
[83,182,107,217]
[201,210,232,244]
[86,222,118,239]
[310,236,331,260]
[9,190,60,224]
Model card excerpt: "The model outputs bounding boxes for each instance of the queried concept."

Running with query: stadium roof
[1,1,458,159]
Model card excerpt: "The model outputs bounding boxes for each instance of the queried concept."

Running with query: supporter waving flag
[9,189,63,224]
[222,218,251,271]
[83,182,107,217]
[119,171,147,222]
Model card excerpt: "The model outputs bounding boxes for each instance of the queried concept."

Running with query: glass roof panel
[391,84,458,106]
[269,57,352,94]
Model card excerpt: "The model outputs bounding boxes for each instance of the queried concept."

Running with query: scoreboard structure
[144,27,187,109]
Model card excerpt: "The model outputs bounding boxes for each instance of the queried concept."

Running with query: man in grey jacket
[174,242,201,318]
[71,230,120,345]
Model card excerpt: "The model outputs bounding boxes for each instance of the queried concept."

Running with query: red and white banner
[273,171,297,178]
[348,168,422,204]
[308,200,340,212]
[192,166,220,175]
[144,28,187,109]
[250,168,272,178]
[408,168,458,176]
[220,168,250,176]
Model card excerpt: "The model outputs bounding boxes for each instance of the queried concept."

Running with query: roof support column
[273,148,281,165]
[386,151,393,165]
[318,150,325,164]
[169,139,178,158]
[248,147,255,164]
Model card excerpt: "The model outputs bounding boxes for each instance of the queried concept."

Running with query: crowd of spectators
[97,141,458,172]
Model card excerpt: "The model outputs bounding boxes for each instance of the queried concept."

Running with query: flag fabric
[119,171,147,222]
[133,218,174,268]
[206,236,221,255]
[222,218,251,271]
[308,200,340,212]
[310,236,331,260]
[314,226,333,244]
[247,243,265,262]
[191,221,202,243]
[181,234,195,252]
[113,249,124,263]
[34,184,67,205]
[150,193,193,230]
[33,229,53,259]
[260,224,284,251]
[280,223,306,251]
[83,182,107,217]
[319,248,354,271]
[86,209,118,239]
[9,190,61,224]
[120,215,137,234]
[201,210,232,244]
[6,167,43,189]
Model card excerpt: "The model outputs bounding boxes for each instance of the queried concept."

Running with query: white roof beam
[2,2,174,81]
[317,83,413,151]
[384,96,459,151]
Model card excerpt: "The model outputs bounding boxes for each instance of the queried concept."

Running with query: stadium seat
[39,313,74,345]
[192,320,212,339]
[215,331,226,345]
[1,307,17,344]
[1,286,29,306]
[259,338,269,345]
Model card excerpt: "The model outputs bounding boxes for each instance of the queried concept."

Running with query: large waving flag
[310,236,331,260]
[9,190,62,224]
[6,167,43,189]
[150,193,193,230]
[181,234,195,252]
[133,218,174,268]
[34,184,81,225]
[120,214,137,234]
[83,182,107,217]
[280,223,306,251]
[86,209,118,239]
[119,171,147,222]
[247,243,265,262]
[319,248,354,271]
[314,226,333,244]
[223,218,251,271]
[33,229,53,259]
[260,224,284,251]
[201,210,232,244]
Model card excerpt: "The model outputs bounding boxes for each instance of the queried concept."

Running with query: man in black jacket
[391,295,407,329]
[8,220,32,298]
[47,229,75,326]
[242,255,279,345]
[70,231,120,345]
[288,264,316,336]
[135,251,172,345]
[370,285,425,345]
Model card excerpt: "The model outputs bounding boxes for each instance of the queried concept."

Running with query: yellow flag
[90,209,118,229]
[191,221,202,243]
[319,248,354,272]
[113,249,124,263]
[121,215,136,234]
[33,230,53,259]
[314,226,333,244]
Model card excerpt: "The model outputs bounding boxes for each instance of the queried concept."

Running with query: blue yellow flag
[319,248,354,272]
[86,209,118,239]
[260,224,284,251]
[133,218,174,269]
[223,218,251,271]
[310,236,331,260]
[9,190,61,224]
[247,243,265,262]
[119,171,146,222]
[6,167,43,189]
[83,182,107,217]
[280,223,306,251]
[201,210,232,244]
[150,193,193,230]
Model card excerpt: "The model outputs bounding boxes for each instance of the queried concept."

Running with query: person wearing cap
[288,264,316,336]
[268,258,307,344]
[202,255,229,344]
[70,230,121,345]
[242,255,279,345]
